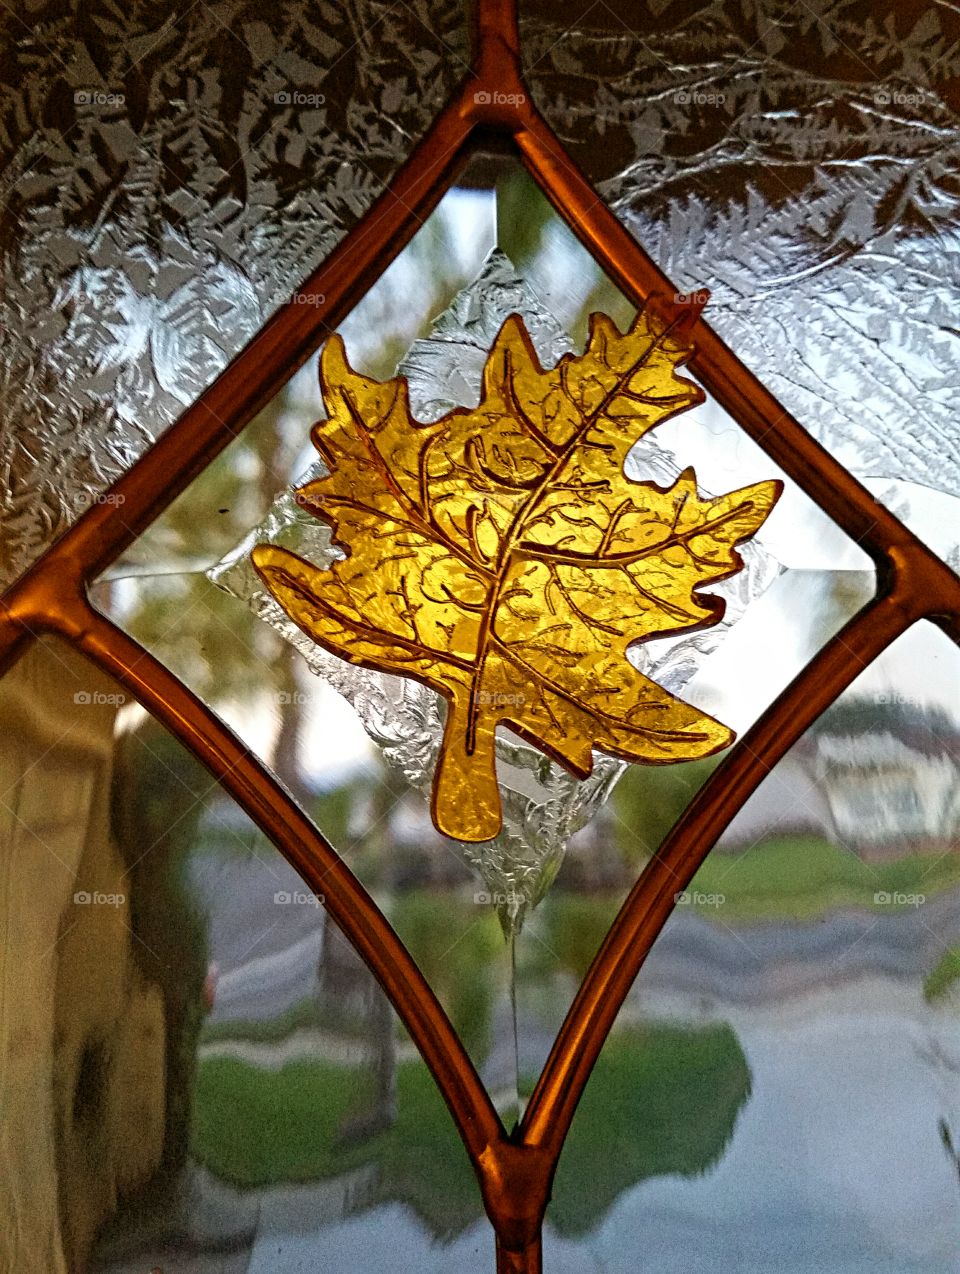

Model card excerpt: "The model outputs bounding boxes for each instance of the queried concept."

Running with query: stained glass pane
[3,8,957,1271]
[87,159,880,1136]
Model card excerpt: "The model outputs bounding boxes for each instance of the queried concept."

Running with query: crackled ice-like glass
[520,0,960,561]
[0,0,469,586]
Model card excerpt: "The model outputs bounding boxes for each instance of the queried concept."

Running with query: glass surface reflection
[544,622,960,1272]
[89,155,879,1136]
[0,637,487,1274]
[1,630,955,1270]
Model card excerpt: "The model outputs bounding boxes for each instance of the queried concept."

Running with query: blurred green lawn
[192,1022,749,1240]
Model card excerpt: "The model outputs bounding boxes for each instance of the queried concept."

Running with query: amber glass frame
[2,2,959,1270]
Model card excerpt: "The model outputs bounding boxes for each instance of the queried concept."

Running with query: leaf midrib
[463,323,681,752]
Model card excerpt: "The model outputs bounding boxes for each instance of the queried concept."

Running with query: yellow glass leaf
[252,302,782,842]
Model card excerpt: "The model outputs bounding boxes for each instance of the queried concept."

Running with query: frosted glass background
[0,0,469,583]
[520,0,960,558]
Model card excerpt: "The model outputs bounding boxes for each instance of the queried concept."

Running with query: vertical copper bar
[474,0,520,63]
[497,1236,542,1274]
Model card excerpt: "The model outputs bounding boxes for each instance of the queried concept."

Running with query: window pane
[0,0,469,586]
[521,0,960,552]
[546,621,960,1271]
[0,635,486,1274]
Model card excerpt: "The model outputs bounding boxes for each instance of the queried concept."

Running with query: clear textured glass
[197,160,872,936]
[543,621,960,1271]
[0,0,469,586]
[90,157,876,1121]
[520,0,960,560]
[0,635,489,1274]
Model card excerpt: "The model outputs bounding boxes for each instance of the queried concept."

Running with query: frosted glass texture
[0,0,469,583]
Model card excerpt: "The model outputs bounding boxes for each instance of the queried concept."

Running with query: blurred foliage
[191,1020,749,1242]
[111,717,210,1185]
[693,834,960,922]
[612,753,723,865]
[390,892,502,1065]
[199,994,325,1046]
[925,948,960,1004]
[528,893,623,984]
[192,1056,482,1240]
[549,1023,750,1236]
[535,831,960,941]
[496,168,635,347]
[309,780,358,853]
[496,168,552,271]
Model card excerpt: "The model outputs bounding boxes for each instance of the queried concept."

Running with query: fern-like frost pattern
[0,0,468,584]
[521,1,960,516]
